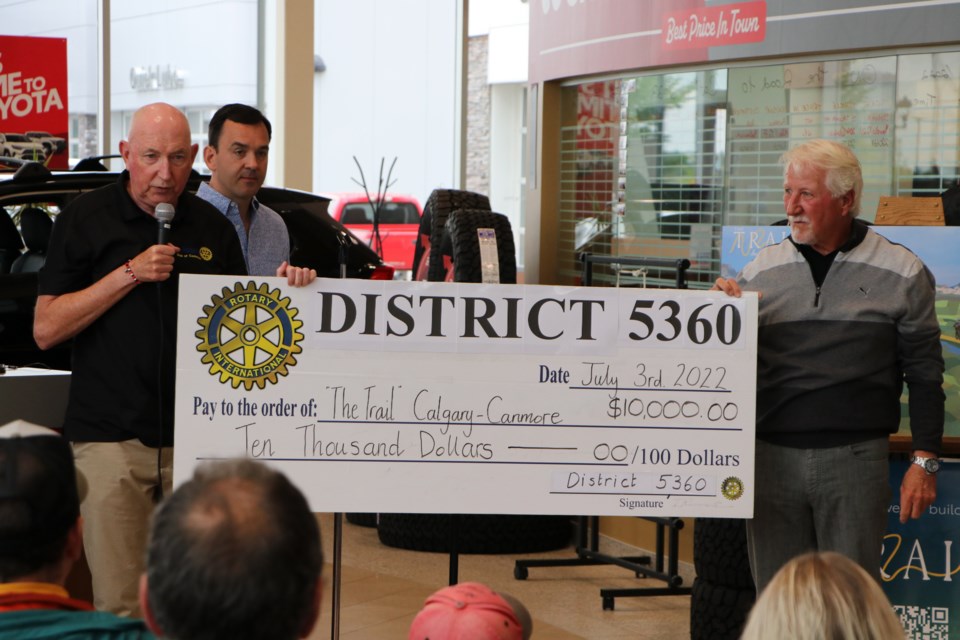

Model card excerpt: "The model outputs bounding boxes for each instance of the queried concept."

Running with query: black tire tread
[693,517,755,589]
[689,577,755,640]
[425,189,490,281]
[446,209,517,284]
[345,512,378,527]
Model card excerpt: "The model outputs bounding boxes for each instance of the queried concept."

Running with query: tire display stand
[577,252,691,288]
[514,515,691,610]
[379,207,567,581]
[513,253,694,610]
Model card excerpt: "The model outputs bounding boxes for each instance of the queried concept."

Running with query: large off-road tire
[446,209,517,284]
[377,514,571,555]
[345,513,378,528]
[693,518,754,589]
[411,201,432,278]
[424,189,490,281]
[689,577,755,640]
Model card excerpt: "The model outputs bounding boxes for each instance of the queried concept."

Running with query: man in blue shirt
[198,103,316,285]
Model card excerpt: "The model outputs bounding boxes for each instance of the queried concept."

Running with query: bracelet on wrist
[124,259,140,284]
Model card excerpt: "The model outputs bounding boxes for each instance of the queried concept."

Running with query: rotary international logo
[720,476,744,501]
[195,281,303,390]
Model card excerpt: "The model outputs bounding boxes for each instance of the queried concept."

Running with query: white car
[25,131,66,155]
[0,133,45,161]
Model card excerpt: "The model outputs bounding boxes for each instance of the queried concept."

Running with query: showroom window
[727,56,898,226]
[555,49,960,288]
[110,4,260,172]
[0,1,263,169]
[558,70,727,288]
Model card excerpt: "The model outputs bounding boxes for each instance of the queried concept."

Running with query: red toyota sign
[0,35,69,169]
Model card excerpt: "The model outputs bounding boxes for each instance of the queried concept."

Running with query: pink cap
[409,582,523,640]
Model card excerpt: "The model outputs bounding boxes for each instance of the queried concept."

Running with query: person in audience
[740,551,905,640]
[409,581,532,640]
[139,459,322,640]
[0,420,154,638]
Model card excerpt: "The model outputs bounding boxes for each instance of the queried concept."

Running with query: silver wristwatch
[911,455,942,475]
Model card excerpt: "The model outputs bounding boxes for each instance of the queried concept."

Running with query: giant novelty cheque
[175,276,758,518]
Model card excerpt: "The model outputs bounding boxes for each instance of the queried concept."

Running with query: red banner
[0,35,69,169]
[574,81,618,225]
[663,2,766,50]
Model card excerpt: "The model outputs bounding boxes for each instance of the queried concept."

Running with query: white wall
[488,22,528,84]
[468,0,529,36]
[313,0,462,204]
[490,83,526,267]
[470,0,529,271]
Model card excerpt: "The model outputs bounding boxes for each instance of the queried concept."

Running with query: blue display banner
[721,225,960,638]
[883,459,959,640]
[721,225,960,443]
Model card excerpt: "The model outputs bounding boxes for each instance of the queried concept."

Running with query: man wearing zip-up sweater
[714,139,944,593]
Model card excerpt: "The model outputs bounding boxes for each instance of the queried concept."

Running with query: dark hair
[0,434,79,581]
[208,103,273,149]
[145,459,321,640]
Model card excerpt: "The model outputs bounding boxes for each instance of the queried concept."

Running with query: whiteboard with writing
[175,276,758,518]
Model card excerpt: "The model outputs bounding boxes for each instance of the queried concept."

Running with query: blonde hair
[740,552,905,640]
[780,139,863,216]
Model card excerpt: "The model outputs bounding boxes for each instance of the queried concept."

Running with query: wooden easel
[873,196,944,225]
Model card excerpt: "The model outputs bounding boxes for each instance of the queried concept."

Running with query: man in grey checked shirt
[198,103,316,285]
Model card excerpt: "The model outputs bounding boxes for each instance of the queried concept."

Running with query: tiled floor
[310,514,693,640]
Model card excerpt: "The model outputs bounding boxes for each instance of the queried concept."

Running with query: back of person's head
[142,459,322,640]
[409,581,529,640]
[780,139,863,216]
[0,420,81,582]
[740,551,905,640]
[208,103,273,148]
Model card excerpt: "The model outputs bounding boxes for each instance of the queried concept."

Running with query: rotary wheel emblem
[720,476,744,501]
[195,281,304,390]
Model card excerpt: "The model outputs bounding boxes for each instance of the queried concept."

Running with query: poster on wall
[720,225,960,445]
[723,226,959,639]
[0,35,69,170]
[884,459,958,640]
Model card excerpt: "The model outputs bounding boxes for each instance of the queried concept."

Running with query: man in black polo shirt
[34,102,247,617]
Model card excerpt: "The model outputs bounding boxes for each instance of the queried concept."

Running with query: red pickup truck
[322,192,422,278]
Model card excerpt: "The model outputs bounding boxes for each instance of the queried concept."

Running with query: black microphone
[155,203,175,244]
[153,202,176,498]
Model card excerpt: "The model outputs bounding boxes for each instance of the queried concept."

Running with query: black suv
[0,161,395,369]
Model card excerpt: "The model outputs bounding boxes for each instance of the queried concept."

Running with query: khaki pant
[73,440,173,617]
